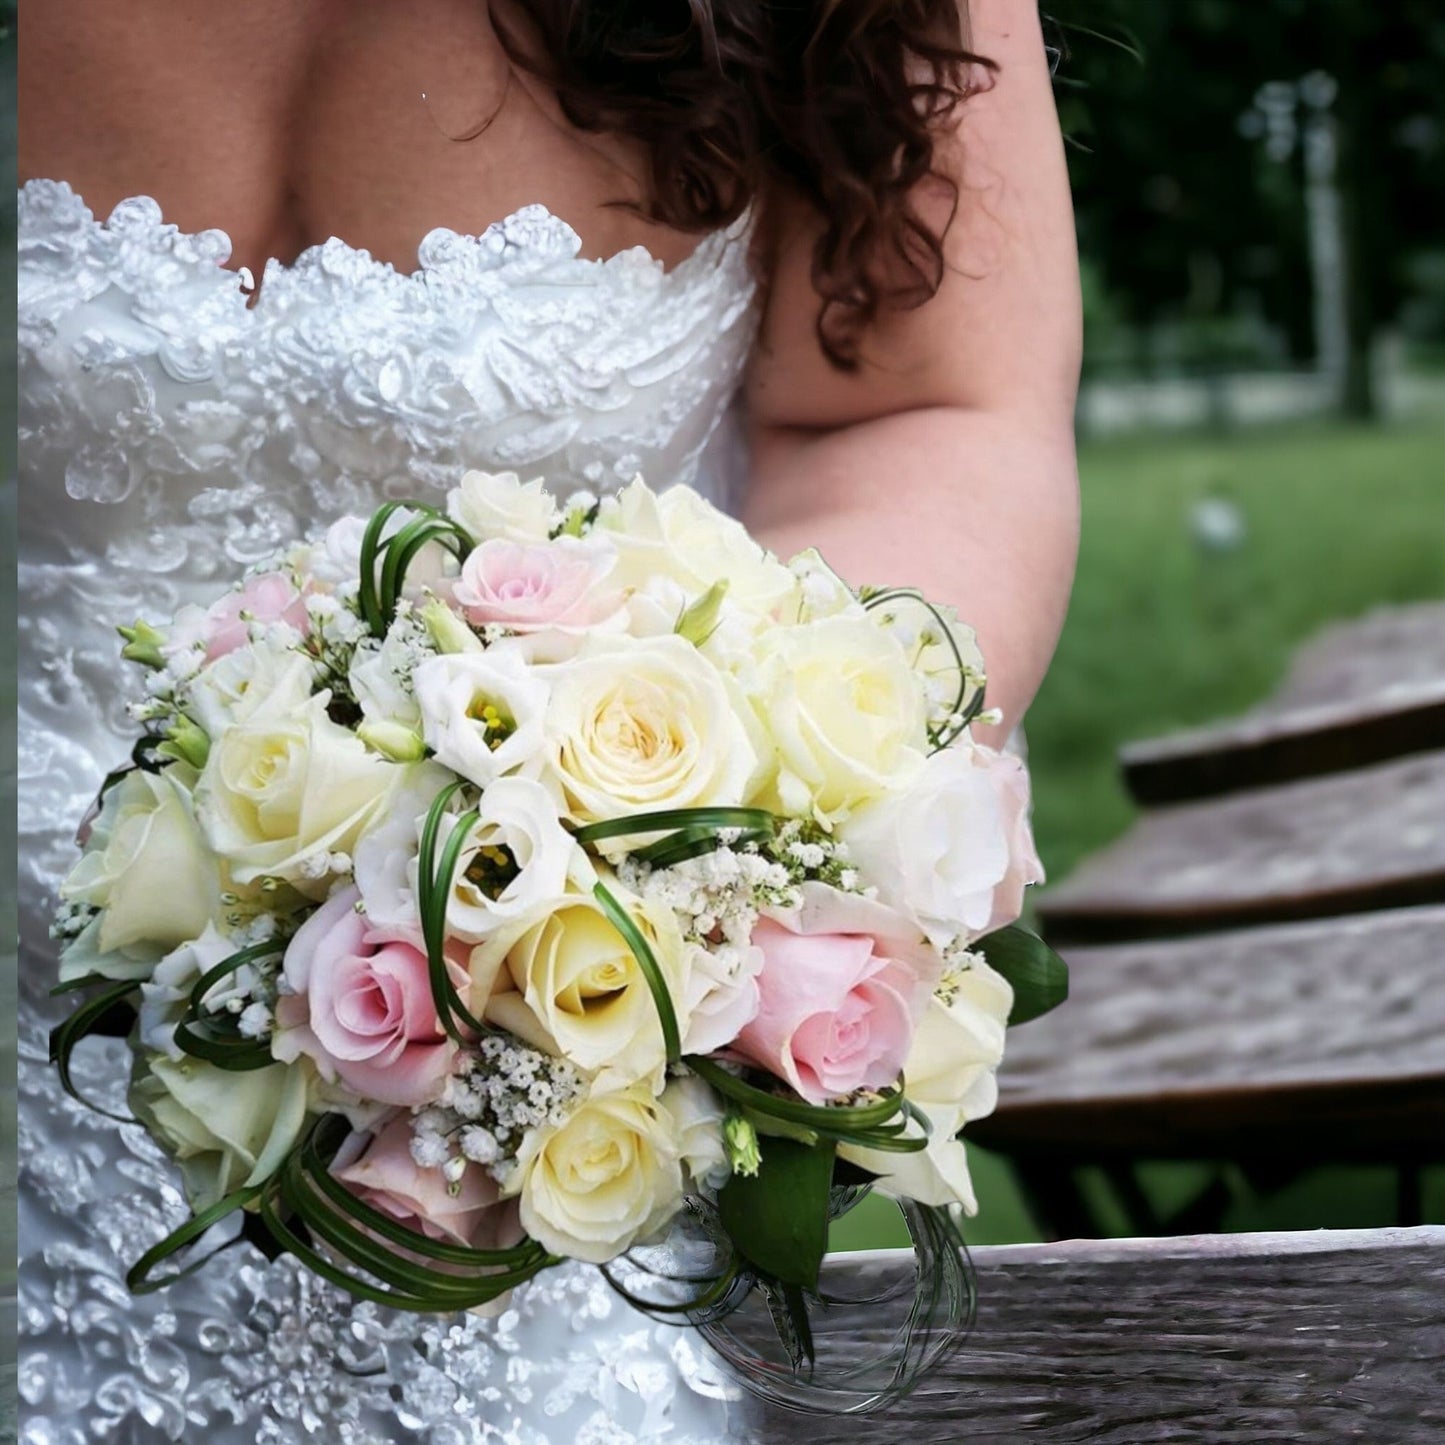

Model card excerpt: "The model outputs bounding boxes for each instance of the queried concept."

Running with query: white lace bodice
[16,176,763,1444]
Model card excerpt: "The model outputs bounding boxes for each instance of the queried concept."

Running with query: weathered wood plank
[736,1228,1445,1443]
[1038,751,1445,944]
[1263,602,1445,716]
[972,906,1445,1158]
[1120,681,1445,804]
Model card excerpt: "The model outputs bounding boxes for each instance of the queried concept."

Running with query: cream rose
[129,1052,312,1212]
[507,1082,685,1263]
[448,470,557,542]
[539,633,762,838]
[840,959,1012,1210]
[599,477,799,616]
[195,694,400,896]
[479,878,689,1090]
[60,765,222,979]
[750,616,929,822]
[412,650,550,788]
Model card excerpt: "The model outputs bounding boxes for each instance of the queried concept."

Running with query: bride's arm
[742,0,1081,742]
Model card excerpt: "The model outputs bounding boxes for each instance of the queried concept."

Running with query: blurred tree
[1047,0,1445,416]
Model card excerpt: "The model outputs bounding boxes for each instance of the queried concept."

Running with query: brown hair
[491,2,994,368]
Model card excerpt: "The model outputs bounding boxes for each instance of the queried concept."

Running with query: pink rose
[731,884,940,1105]
[451,538,620,632]
[202,571,310,661]
[273,887,462,1106]
[332,1113,523,1250]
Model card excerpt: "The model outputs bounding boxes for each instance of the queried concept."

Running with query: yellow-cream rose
[600,477,799,616]
[129,1052,312,1212]
[507,1082,684,1263]
[480,880,689,1090]
[750,616,929,823]
[60,765,222,979]
[195,695,401,897]
[540,633,763,837]
[840,959,1012,1210]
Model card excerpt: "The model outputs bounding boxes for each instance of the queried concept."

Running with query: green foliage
[1048,0,1445,361]
[717,1136,836,1291]
[974,926,1069,1025]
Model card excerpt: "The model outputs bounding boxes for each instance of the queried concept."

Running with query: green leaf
[675,578,729,646]
[717,1136,835,1291]
[974,924,1069,1024]
[572,806,778,847]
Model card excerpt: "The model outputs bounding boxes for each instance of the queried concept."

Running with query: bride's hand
[741,0,1081,745]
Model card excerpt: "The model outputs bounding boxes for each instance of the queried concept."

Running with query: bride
[15,1,1080,1439]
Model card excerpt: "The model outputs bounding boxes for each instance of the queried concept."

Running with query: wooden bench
[998,605,1445,1235]
[1122,603,1445,804]
[973,905,1445,1161]
[1037,750,1445,946]
[737,1227,1445,1442]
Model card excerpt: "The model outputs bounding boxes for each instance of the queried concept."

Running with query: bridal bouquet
[51,470,1066,1405]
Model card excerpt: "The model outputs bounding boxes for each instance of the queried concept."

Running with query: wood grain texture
[736,1228,1445,1443]
[1120,682,1445,805]
[1263,603,1445,715]
[1038,751,1445,944]
[971,906,1445,1158]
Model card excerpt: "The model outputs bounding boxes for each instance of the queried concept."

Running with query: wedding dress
[15,177,763,1445]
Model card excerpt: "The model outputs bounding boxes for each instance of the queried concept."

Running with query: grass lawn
[833,417,1445,1253]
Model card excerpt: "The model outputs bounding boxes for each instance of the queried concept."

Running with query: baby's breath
[410,1036,586,1187]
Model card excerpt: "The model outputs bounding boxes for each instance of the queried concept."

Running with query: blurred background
[837,0,1445,1252]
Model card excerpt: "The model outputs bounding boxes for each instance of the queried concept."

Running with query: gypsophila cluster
[50,898,98,946]
[616,839,798,948]
[411,1036,586,1187]
[935,941,988,1005]
[765,818,866,895]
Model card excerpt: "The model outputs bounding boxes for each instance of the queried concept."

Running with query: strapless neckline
[18,176,753,304]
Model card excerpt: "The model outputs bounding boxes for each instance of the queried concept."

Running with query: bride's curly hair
[491,1,994,369]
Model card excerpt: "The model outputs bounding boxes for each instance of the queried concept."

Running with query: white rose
[129,1052,312,1212]
[540,633,763,840]
[621,574,767,678]
[660,1073,729,1191]
[412,650,550,789]
[448,470,557,542]
[185,640,320,738]
[508,1082,685,1263]
[196,694,400,896]
[137,924,243,1058]
[839,959,1012,1210]
[840,741,1040,947]
[440,776,597,943]
[750,615,929,823]
[479,878,690,1090]
[679,938,764,1057]
[599,478,799,617]
[789,548,869,623]
[60,765,222,979]
[309,515,369,588]
[351,760,454,938]
[351,629,427,731]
